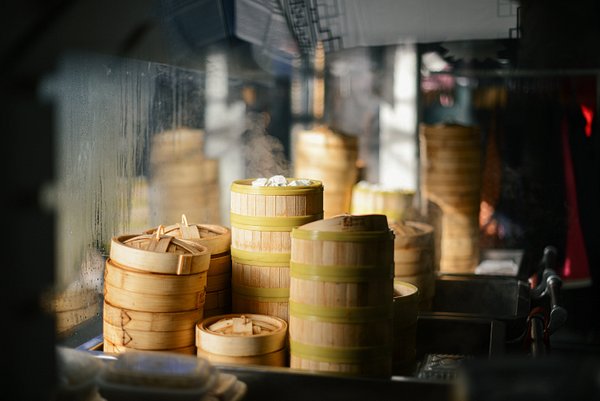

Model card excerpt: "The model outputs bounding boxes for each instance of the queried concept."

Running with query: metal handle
[529,245,568,337]
[544,274,568,335]
[531,245,558,299]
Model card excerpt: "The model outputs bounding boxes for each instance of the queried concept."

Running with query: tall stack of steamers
[419,123,482,273]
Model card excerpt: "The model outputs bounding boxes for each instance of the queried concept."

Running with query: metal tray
[416,314,506,359]
[429,273,531,342]
[412,314,506,380]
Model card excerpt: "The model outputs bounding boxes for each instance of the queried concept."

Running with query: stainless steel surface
[430,274,531,342]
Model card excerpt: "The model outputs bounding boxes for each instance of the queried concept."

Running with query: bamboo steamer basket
[204,289,232,318]
[149,128,221,225]
[103,339,196,355]
[390,221,434,277]
[104,283,206,313]
[294,167,355,218]
[208,254,232,276]
[392,281,419,375]
[109,227,211,276]
[150,184,221,225]
[103,320,196,350]
[196,314,288,367]
[438,211,480,273]
[149,128,204,163]
[419,123,482,211]
[419,123,481,274]
[205,254,232,317]
[146,216,232,314]
[104,259,207,296]
[289,214,394,377]
[293,126,359,170]
[394,274,435,312]
[230,178,324,322]
[351,182,416,223]
[49,287,99,312]
[103,301,203,332]
[206,273,231,293]
[49,289,100,335]
[293,126,359,218]
[151,158,219,186]
[103,258,207,311]
[419,123,481,140]
[46,288,100,335]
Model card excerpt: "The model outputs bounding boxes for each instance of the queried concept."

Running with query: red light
[580,104,593,137]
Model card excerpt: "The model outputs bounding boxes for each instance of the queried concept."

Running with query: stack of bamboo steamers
[289,214,398,377]
[149,128,221,225]
[419,123,481,273]
[293,127,359,218]
[101,175,421,377]
[350,182,435,311]
[103,227,211,354]
[229,178,324,321]
[145,216,233,318]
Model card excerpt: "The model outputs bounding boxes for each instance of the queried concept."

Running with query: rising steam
[242,111,291,178]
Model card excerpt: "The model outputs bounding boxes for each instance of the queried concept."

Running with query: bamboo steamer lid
[146,215,231,256]
[196,314,287,357]
[103,301,203,332]
[293,213,393,235]
[104,259,207,295]
[110,226,210,275]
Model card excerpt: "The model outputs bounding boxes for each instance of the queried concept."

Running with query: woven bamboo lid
[293,214,394,241]
[146,215,231,255]
[110,225,210,275]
